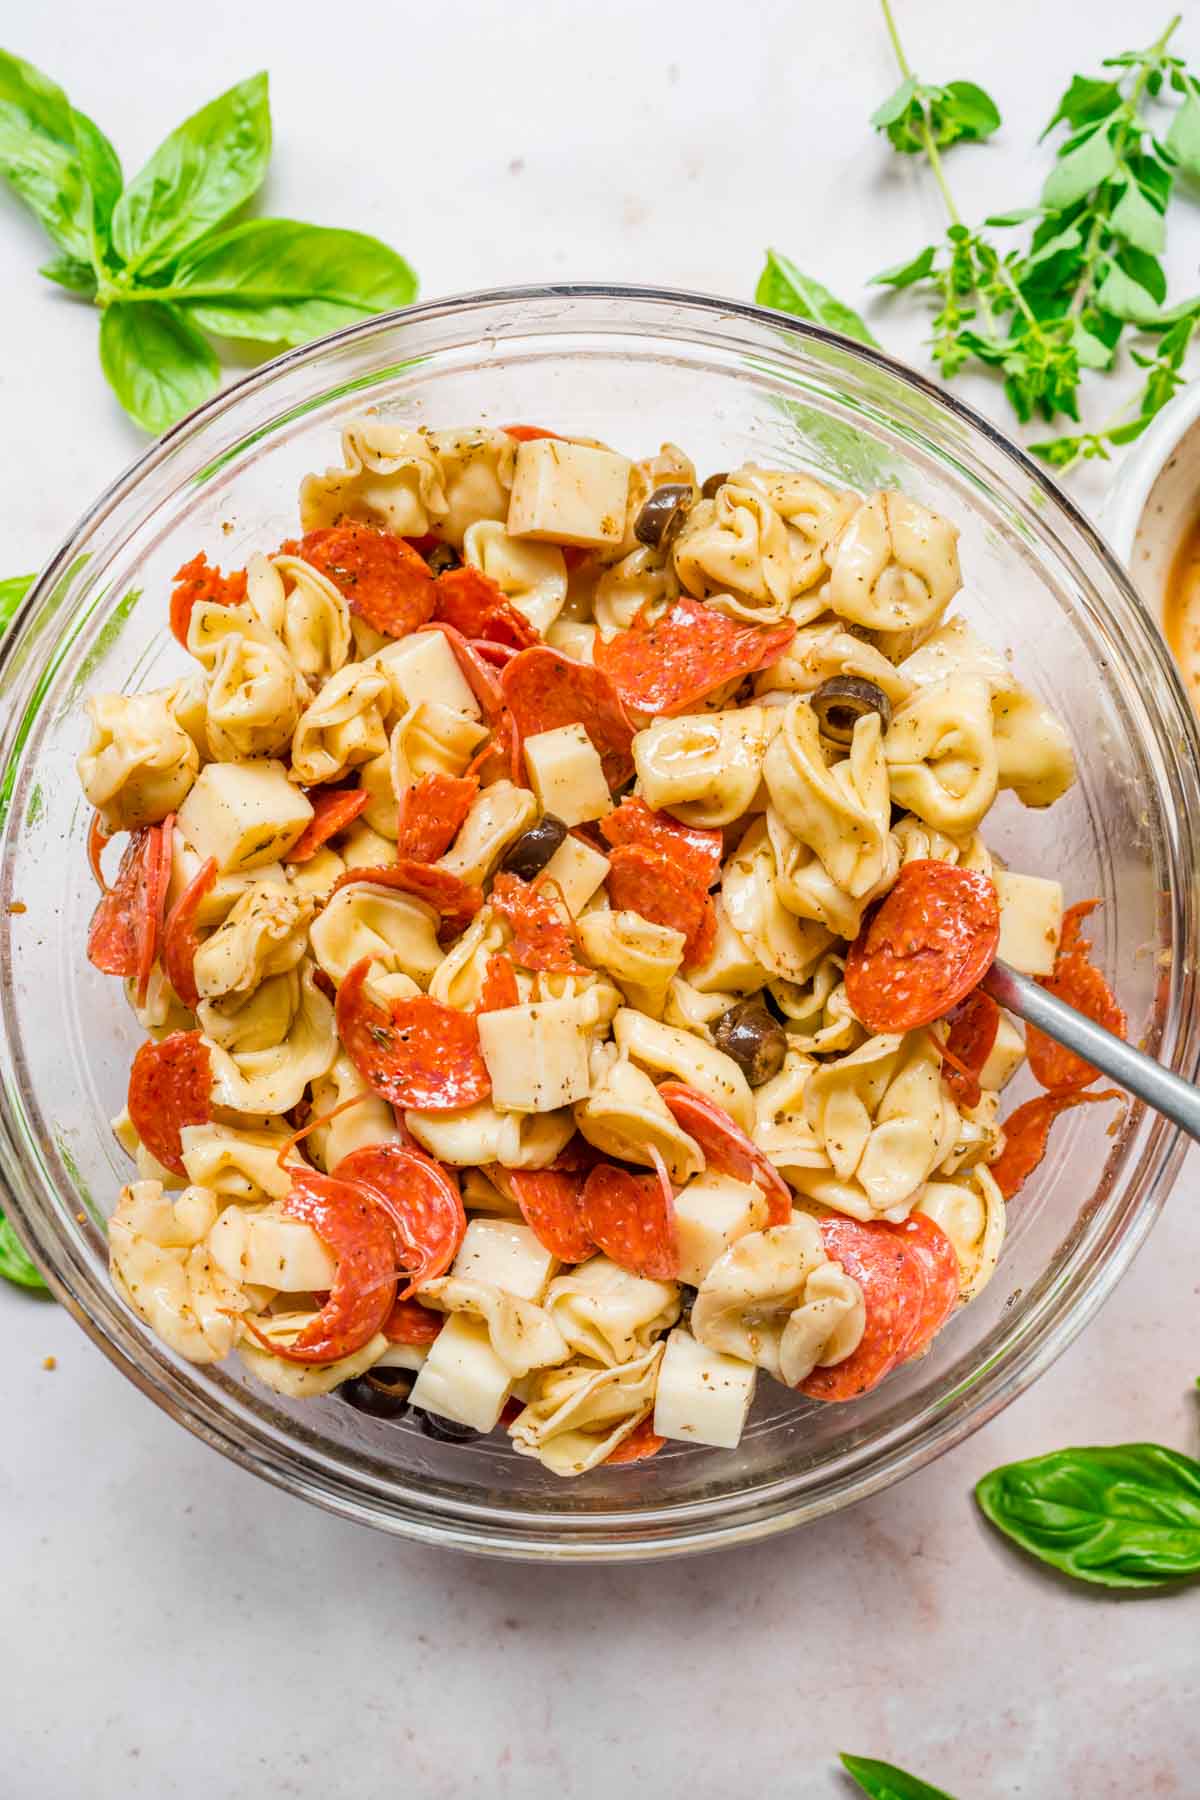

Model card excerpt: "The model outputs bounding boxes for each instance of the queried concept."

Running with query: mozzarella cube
[687,900,771,995]
[980,1012,1026,1092]
[453,1218,556,1300]
[176,761,313,873]
[673,1172,769,1286]
[523,724,612,827]
[168,836,287,924]
[477,997,594,1113]
[506,439,631,549]
[408,1314,511,1431]
[994,870,1064,976]
[375,630,481,719]
[653,1327,757,1449]
[541,832,610,915]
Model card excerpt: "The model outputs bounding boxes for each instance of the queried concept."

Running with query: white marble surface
[3,1,1200,1794]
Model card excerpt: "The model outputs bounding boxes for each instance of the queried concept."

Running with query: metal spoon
[983,960,1200,1141]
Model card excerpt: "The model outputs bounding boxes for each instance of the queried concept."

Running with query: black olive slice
[700,472,730,500]
[711,999,788,1088]
[501,813,569,881]
[633,482,693,550]
[810,675,893,746]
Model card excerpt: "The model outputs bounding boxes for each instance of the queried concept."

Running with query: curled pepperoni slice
[601,796,723,891]
[285,787,370,863]
[336,1141,466,1297]
[500,646,635,791]
[434,565,540,649]
[1026,900,1126,1092]
[477,953,521,1013]
[490,871,585,974]
[592,595,796,716]
[939,990,1001,1110]
[894,1212,960,1358]
[506,1167,595,1263]
[331,860,483,940]
[989,1088,1123,1200]
[579,1158,678,1281]
[244,1166,399,1365]
[87,813,111,890]
[845,861,1000,1033]
[337,960,492,1112]
[605,1417,666,1464]
[382,1297,445,1345]
[286,523,436,638]
[161,854,217,1010]
[657,1081,792,1225]
[799,1215,928,1402]
[502,424,564,441]
[605,842,715,968]
[396,772,478,862]
[169,552,247,648]
[87,817,174,1006]
[126,1031,213,1176]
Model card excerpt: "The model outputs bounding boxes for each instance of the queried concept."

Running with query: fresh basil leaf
[99,300,220,433]
[38,253,96,295]
[934,80,1000,146]
[1041,122,1119,210]
[976,1443,1200,1588]
[0,48,90,259]
[70,107,122,264]
[870,76,919,130]
[871,245,937,288]
[0,572,34,631]
[0,1212,48,1292]
[168,217,416,344]
[1166,86,1200,177]
[1110,173,1166,253]
[1041,74,1122,140]
[111,71,270,278]
[840,1753,958,1799]
[756,249,879,347]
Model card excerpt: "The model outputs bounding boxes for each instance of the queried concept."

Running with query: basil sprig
[0,52,417,433]
[976,1443,1200,1588]
[756,247,880,347]
[841,1753,958,1799]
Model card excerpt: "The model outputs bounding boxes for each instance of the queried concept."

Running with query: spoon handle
[982,960,1200,1144]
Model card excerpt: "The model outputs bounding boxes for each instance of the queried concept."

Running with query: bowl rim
[1101,373,1200,563]
[4,280,1198,1560]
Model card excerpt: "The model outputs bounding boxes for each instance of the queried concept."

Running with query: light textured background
[2,2,1199,1795]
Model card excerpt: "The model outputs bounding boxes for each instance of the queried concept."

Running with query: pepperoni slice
[500,646,636,791]
[490,871,585,973]
[335,1141,466,1297]
[990,1088,1123,1200]
[657,1080,792,1225]
[605,842,715,968]
[579,1159,678,1281]
[506,1168,595,1263]
[605,1417,666,1464]
[601,796,723,891]
[286,523,436,638]
[169,552,247,647]
[161,855,217,1009]
[845,861,1000,1033]
[330,860,483,939]
[592,595,796,716]
[477,953,521,1013]
[382,1297,445,1345]
[894,1212,960,1357]
[88,813,111,890]
[470,638,520,668]
[126,1031,213,1176]
[285,787,370,863]
[799,1216,928,1402]
[502,424,564,441]
[87,817,173,1006]
[434,565,540,650]
[396,772,478,862]
[243,1166,399,1364]
[1026,901,1126,1092]
[939,990,1001,1110]
[337,960,492,1111]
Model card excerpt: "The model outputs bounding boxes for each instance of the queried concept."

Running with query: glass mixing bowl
[2,286,1198,1561]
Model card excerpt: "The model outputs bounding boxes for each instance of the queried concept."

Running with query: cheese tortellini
[691,1218,865,1387]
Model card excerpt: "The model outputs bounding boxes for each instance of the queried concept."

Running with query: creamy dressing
[1164,516,1200,705]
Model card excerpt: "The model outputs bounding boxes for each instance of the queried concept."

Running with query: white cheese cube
[541,832,610,915]
[673,1173,769,1286]
[452,1218,556,1301]
[176,761,313,873]
[375,630,481,719]
[980,1012,1026,1092]
[168,836,287,924]
[653,1327,757,1449]
[522,724,612,827]
[994,871,1064,976]
[684,900,771,996]
[506,439,631,549]
[408,1313,511,1431]
[477,997,594,1113]
[374,1341,429,1373]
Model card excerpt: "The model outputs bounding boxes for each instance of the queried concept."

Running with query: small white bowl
[1102,378,1200,620]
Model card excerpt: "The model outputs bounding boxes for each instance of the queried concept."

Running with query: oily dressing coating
[463,519,568,635]
[510,1341,664,1476]
[247,552,353,685]
[78,690,200,832]
[764,697,896,901]
[884,675,999,835]
[721,819,833,985]
[825,490,961,656]
[204,961,338,1116]
[108,1180,248,1363]
[691,1218,865,1386]
[291,661,391,785]
[310,883,443,988]
[633,706,779,828]
[428,427,516,546]
[545,1256,681,1366]
[192,882,315,1001]
[299,419,448,537]
[204,633,308,761]
[917,1165,1006,1299]
[578,911,686,1021]
[769,955,864,1057]
[575,1048,704,1183]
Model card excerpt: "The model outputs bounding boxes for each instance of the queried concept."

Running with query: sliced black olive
[712,999,788,1088]
[700,471,729,500]
[415,1409,482,1444]
[425,543,461,576]
[810,675,893,747]
[676,1284,698,1328]
[338,1370,414,1421]
[633,482,693,550]
[501,812,569,880]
